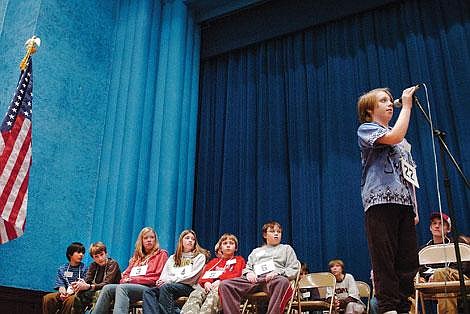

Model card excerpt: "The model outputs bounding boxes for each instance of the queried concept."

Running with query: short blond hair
[357,88,393,123]
[214,233,238,257]
[89,241,107,257]
[328,259,345,273]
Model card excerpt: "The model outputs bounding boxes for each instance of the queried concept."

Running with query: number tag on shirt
[202,270,224,279]
[130,265,148,277]
[179,265,192,276]
[226,258,237,265]
[254,260,275,276]
[64,271,73,278]
[401,158,419,188]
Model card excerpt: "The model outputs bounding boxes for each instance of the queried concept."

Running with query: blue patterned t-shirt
[54,262,88,289]
[357,122,417,213]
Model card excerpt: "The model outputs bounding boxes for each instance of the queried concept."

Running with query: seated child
[143,229,209,314]
[42,242,88,314]
[71,241,122,310]
[93,227,168,314]
[326,259,365,314]
[218,221,300,314]
[181,233,246,313]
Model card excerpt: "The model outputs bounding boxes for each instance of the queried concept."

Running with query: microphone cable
[420,83,446,240]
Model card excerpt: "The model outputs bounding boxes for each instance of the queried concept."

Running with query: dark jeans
[366,203,418,313]
[143,282,193,314]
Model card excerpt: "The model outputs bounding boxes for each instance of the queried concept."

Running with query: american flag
[0,59,33,244]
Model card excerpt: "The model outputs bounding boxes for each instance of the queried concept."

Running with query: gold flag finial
[19,36,41,70]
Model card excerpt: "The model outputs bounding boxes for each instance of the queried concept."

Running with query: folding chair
[355,281,371,314]
[290,272,336,314]
[414,242,470,314]
[241,262,301,314]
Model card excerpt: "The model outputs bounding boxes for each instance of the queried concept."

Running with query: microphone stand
[413,95,469,314]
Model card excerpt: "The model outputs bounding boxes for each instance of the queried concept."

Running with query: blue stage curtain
[92,0,200,263]
[194,0,470,279]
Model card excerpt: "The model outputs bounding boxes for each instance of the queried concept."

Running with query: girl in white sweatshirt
[143,229,209,314]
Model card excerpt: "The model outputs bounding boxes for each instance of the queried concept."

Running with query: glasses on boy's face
[267,230,282,233]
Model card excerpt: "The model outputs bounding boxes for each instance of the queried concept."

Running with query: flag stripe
[0,135,4,154]
[6,150,31,225]
[15,181,29,229]
[0,221,8,243]
[0,115,28,177]
[0,117,31,217]
[3,218,18,243]
[2,125,31,219]
[0,113,23,172]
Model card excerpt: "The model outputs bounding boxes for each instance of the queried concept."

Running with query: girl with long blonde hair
[143,229,209,313]
[93,227,168,314]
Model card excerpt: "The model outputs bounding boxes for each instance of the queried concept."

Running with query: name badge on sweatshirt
[130,265,148,277]
[64,271,73,278]
[202,270,224,279]
[401,158,419,188]
[254,260,275,276]
[179,265,192,276]
[226,258,237,265]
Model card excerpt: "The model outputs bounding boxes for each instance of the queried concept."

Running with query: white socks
[383,311,398,314]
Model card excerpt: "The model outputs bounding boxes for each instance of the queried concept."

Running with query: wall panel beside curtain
[92,0,201,265]
[194,0,470,279]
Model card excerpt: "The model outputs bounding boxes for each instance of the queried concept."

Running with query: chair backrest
[418,243,470,265]
[298,272,336,290]
[355,281,371,314]
[356,281,370,298]
[296,272,336,314]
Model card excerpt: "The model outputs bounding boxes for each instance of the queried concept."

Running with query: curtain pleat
[92,0,200,264]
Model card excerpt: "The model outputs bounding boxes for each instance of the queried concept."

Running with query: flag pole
[19,36,41,70]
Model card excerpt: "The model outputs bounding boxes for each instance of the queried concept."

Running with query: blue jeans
[93,283,149,314]
[143,283,193,314]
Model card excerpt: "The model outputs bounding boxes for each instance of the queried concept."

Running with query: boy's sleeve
[346,274,361,300]
[82,264,88,280]
[85,263,96,284]
[54,265,67,290]
[242,250,256,276]
[357,123,388,149]
[281,245,300,280]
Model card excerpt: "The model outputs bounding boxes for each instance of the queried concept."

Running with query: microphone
[393,84,422,108]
